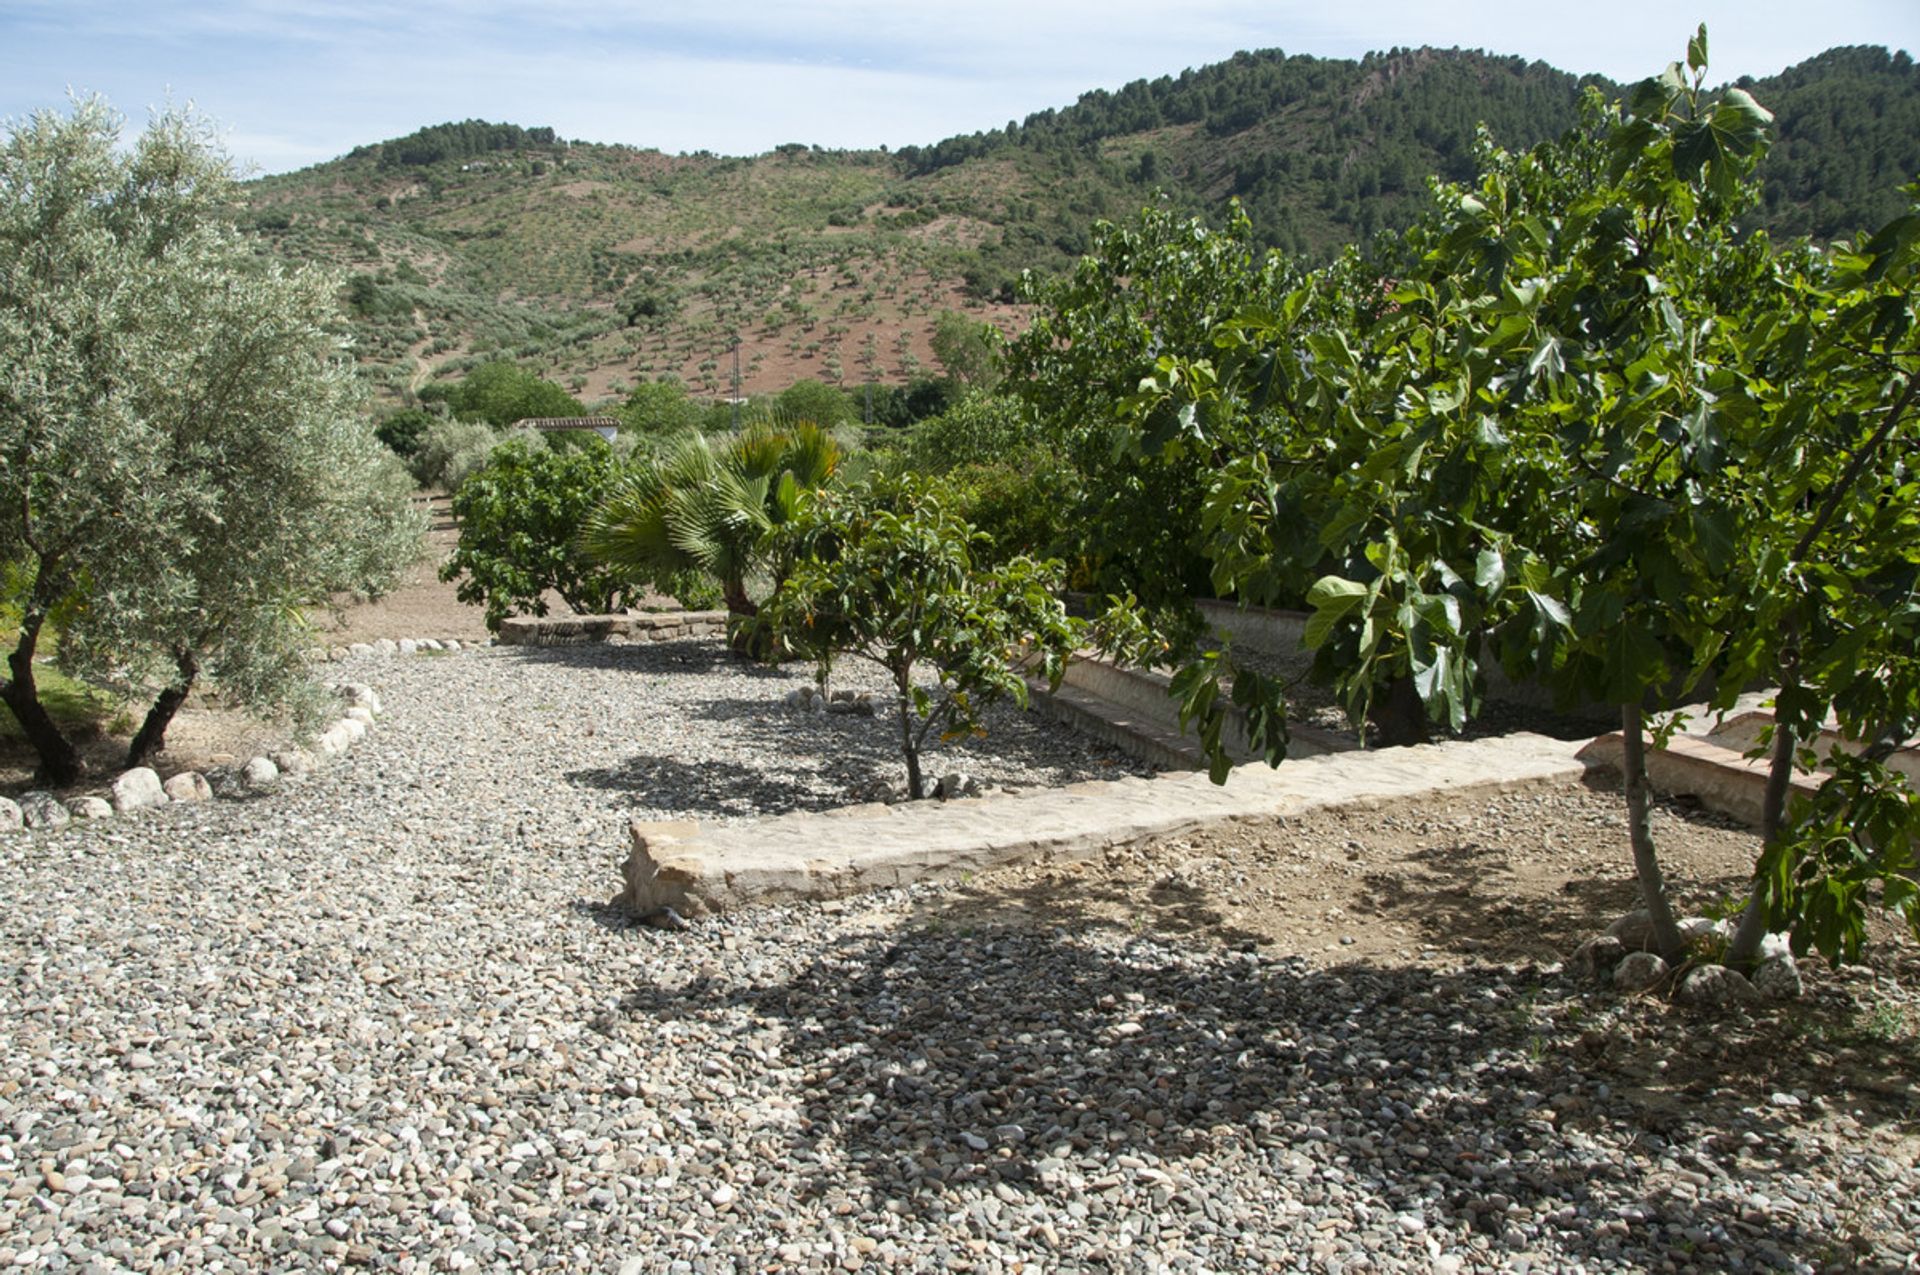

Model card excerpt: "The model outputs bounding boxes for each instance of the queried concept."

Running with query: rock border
[0,635,462,836]
[494,611,728,647]
[1567,908,1805,1009]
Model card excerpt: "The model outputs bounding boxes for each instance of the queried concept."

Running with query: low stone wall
[1041,654,1354,768]
[496,610,729,646]
[620,731,1599,918]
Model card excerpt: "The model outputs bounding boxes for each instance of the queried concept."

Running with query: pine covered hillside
[242,44,1920,408]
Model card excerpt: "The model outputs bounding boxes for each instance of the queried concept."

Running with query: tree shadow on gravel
[563,752,855,818]
[614,916,1886,1270]
[499,639,780,679]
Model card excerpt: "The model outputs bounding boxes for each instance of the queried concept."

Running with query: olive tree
[1,99,422,781]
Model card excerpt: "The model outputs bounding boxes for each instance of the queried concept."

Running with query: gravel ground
[2,641,1916,1273]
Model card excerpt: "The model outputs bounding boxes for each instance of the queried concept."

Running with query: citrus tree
[763,476,1082,799]
[439,437,641,632]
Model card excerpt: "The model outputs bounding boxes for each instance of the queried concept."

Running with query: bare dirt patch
[311,492,495,645]
[921,775,1920,1222]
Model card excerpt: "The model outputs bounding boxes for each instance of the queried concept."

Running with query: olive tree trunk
[1,609,86,787]
[125,649,199,770]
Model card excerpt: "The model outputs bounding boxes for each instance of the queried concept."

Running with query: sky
[3,1,1915,176]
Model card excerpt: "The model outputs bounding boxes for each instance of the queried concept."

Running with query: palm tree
[583,418,840,654]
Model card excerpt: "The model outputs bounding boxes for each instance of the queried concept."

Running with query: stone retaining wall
[621,731,1598,918]
[496,610,729,646]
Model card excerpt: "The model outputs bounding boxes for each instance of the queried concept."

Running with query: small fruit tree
[763,477,1082,799]
[439,437,641,632]
[1016,32,1919,967]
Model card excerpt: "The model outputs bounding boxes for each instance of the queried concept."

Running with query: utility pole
[730,337,742,432]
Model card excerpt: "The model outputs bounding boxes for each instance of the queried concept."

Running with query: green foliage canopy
[584,422,843,651]
[1049,33,1920,967]
[439,438,638,632]
[419,360,584,428]
[764,477,1083,799]
[775,378,854,428]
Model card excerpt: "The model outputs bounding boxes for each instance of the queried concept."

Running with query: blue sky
[3,1,1915,175]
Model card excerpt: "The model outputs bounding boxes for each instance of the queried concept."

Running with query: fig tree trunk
[1620,700,1687,965]
[1368,675,1429,747]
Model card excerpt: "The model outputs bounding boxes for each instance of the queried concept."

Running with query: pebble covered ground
[2,641,1916,1273]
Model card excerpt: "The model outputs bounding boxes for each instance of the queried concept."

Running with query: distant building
[513,416,620,442]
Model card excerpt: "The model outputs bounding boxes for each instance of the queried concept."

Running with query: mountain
[241,44,1920,409]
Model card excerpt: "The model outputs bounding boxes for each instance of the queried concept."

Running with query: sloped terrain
[241,45,1920,409]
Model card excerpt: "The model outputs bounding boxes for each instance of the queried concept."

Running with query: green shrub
[907,392,1035,473]
[410,418,499,490]
[375,407,437,460]
[439,438,637,631]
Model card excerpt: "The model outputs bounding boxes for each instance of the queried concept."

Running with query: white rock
[0,795,24,831]
[317,725,354,756]
[162,772,212,803]
[1758,932,1792,962]
[110,768,168,812]
[338,716,367,742]
[336,682,382,714]
[1678,915,1731,949]
[348,642,374,657]
[65,796,113,820]
[328,646,350,661]
[1752,955,1803,1001]
[1612,951,1668,992]
[936,773,979,800]
[1676,963,1763,1010]
[418,638,443,651]
[242,756,280,790]
[397,638,418,655]
[17,791,70,830]
[345,706,375,727]
[442,639,461,652]
[1571,936,1627,984]
[270,748,316,777]
[1606,909,1655,950]
[373,638,399,656]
